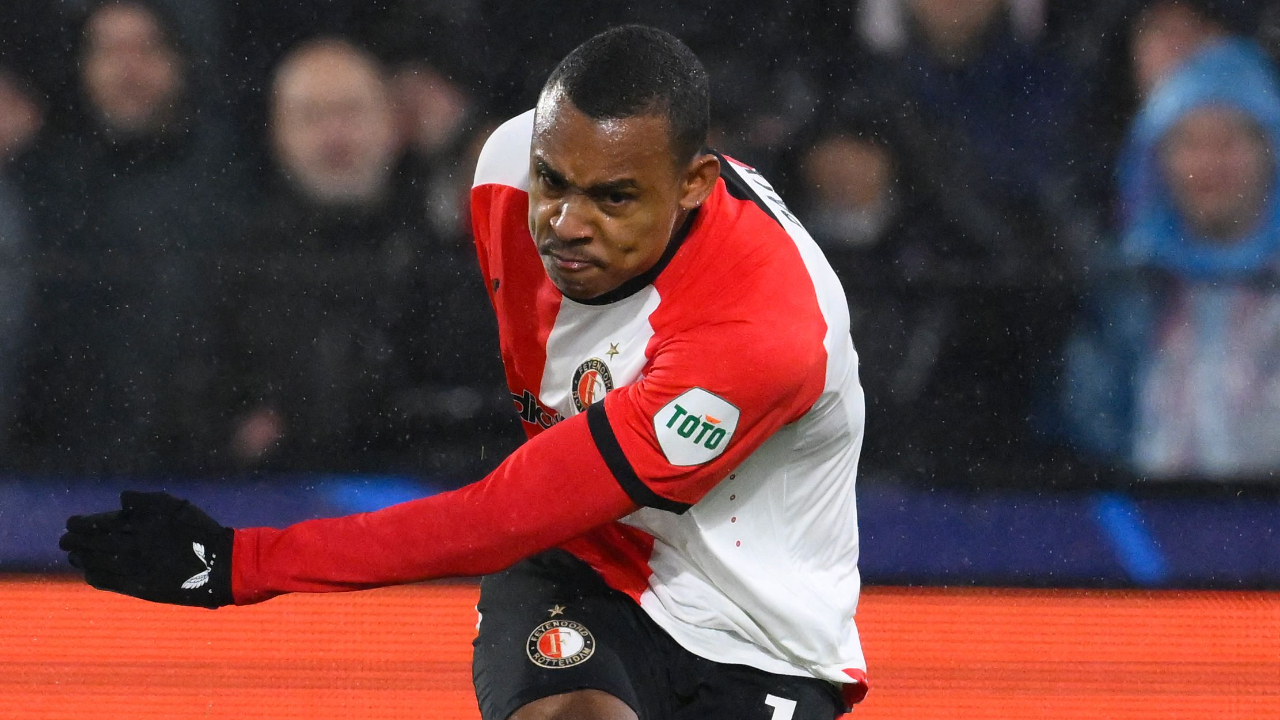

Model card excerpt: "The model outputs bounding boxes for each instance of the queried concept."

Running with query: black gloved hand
[59,491,234,609]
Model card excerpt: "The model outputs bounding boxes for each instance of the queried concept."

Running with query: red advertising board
[3,578,1276,719]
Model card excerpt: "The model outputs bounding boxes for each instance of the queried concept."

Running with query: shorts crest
[526,619,596,669]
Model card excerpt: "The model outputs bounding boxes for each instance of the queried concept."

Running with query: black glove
[59,491,234,609]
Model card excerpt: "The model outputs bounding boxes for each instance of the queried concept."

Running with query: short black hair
[543,25,710,164]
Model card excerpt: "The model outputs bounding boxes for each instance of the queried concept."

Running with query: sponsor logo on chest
[512,388,564,428]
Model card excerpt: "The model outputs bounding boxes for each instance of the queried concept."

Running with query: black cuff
[586,402,691,515]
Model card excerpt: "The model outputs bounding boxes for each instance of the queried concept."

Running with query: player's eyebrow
[586,178,639,195]
[533,156,638,195]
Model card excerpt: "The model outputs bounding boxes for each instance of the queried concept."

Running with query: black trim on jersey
[586,402,692,515]
[715,151,784,228]
[573,207,700,306]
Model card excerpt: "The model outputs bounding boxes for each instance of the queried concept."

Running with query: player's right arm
[59,409,641,607]
[59,281,823,608]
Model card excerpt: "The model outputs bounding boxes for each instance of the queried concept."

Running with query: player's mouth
[542,249,601,273]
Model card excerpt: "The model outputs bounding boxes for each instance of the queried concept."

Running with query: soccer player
[60,26,869,720]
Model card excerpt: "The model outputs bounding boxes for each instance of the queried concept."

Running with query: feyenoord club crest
[571,358,614,411]
[526,619,596,669]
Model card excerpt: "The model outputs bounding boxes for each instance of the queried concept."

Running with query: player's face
[528,91,718,300]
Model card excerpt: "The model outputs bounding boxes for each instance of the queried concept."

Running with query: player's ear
[679,153,720,211]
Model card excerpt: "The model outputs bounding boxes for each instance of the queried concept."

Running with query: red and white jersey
[471,110,867,687]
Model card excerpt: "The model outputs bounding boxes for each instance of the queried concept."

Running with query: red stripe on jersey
[472,180,664,599]
[471,183,562,439]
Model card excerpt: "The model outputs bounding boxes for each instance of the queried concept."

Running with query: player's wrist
[227,526,283,606]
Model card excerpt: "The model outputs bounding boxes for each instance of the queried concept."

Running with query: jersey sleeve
[592,315,828,513]
[230,409,637,605]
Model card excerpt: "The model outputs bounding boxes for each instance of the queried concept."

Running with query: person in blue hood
[1062,38,1280,479]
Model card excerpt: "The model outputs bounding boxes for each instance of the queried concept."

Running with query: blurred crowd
[0,0,1278,485]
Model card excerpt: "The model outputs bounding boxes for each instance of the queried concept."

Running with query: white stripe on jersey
[539,289,660,419]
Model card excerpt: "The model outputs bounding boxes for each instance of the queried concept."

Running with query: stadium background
[2,1,1279,718]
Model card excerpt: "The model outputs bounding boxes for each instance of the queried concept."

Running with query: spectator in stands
[858,0,1091,277]
[788,111,968,475]
[389,60,480,244]
[216,37,515,480]
[14,0,246,474]
[1067,0,1237,239]
[838,0,1095,479]
[1131,0,1231,97]
[0,66,41,457]
[1063,38,1280,479]
[0,4,78,137]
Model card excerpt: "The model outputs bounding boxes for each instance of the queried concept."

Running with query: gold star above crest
[606,343,620,359]
[549,604,566,617]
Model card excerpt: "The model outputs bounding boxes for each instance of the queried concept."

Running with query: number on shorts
[764,694,797,720]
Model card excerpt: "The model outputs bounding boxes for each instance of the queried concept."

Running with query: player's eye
[600,191,633,207]
[537,169,566,192]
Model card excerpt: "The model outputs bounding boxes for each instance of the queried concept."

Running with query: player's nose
[549,196,595,242]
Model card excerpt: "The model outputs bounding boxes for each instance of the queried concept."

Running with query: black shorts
[472,550,844,720]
